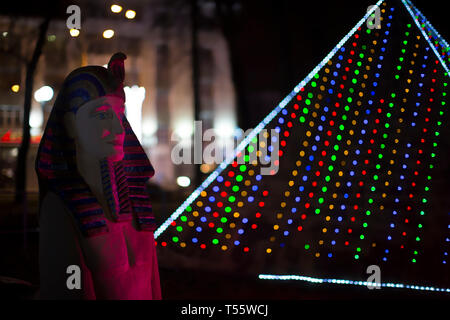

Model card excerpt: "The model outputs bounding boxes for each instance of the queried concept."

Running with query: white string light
[258,274,450,293]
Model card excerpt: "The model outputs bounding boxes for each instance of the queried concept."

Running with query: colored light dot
[212,239,219,245]
[172,237,179,243]
[305,244,310,250]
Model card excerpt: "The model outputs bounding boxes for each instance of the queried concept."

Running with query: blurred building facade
[0,0,237,192]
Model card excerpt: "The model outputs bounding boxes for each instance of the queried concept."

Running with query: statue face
[71,96,126,162]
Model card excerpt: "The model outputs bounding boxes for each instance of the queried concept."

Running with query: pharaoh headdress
[36,53,156,237]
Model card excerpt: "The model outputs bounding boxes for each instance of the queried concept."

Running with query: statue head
[35,53,156,237]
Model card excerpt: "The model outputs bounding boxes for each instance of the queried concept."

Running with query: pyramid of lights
[155,0,450,292]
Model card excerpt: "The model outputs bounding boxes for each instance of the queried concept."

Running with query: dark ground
[0,193,448,300]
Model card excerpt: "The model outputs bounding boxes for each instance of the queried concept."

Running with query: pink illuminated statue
[35,53,161,300]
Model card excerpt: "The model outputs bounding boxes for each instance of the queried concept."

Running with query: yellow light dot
[229,223,235,228]
[329,204,334,210]
[180,242,186,248]
[280,202,286,208]
[226,233,231,239]
[319,240,324,245]
[221,245,228,251]
[320,85,325,91]
[259,141,266,148]
[284,191,290,197]
[245,180,251,186]
[296,160,302,167]
[288,180,294,187]
[125,9,136,19]
[277,213,283,219]
[333,193,337,199]
[111,4,123,13]
[248,170,254,176]
[266,248,272,254]
[336,182,341,187]
[237,201,243,207]
[292,170,298,176]
[103,29,115,39]
[303,141,309,147]
[299,151,305,157]
[385,181,389,186]
[69,28,80,37]
[372,243,377,247]
[325,68,330,73]
[241,191,247,197]
[270,236,276,242]
[233,212,240,218]
[325,216,330,221]
[201,191,207,197]
[322,228,327,233]
[306,131,311,137]
[196,201,203,207]
[315,253,320,258]
[188,221,194,227]
[274,225,279,230]
[11,84,20,93]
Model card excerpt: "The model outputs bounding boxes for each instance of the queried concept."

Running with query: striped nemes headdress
[36,53,156,237]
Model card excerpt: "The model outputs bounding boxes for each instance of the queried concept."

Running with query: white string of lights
[258,274,450,293]
[154,0,384,239]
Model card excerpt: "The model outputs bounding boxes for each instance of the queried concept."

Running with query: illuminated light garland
[154,0,385,239]
[258,274,450,293]
[401,0,450,76]
[156,0,449,290]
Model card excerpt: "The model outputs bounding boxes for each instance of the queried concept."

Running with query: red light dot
[201,244,206,249]
[228,171,235,177]
[162,242,167,247]
[171,221,176,226]
[255,212,261,218]
[262,190,269,196]
[251,224,257,229]
[301,214,306,220]
[208,222,214,228]
[258,201,265,207]
[244,247,249,252]
[298,226,303,231]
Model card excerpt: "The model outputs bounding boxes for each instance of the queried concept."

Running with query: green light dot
[412,258,416,263]
[325,176,331,182]
[299,116,306,123]
[371,186,376,192]
[239,165,247,172]
[416,237,421,242]
[328,165,334,172]
[225,206,232,213]
[363,223,368,228]
[305,244,310,250]
[368,198,373,204]
[186,206,192,212]
[305,99,311,106]
[360,235,365,240]
[315,208,320,214]
[334,145,339,151]
[172,236,179,243]
[248,145,254,153]
[311,81,317,87]
[366,210,371,216]
[322,186,327,192]
[232,185,239,192]
[318,197,324,204]
[180,216,187,222]
[303,107,309,114]
[228,196,236,203]
[373,175,378,181]
[236,175,243,182]
[354,254,359,259]
[176,226,183,232]
[212,239,219,245]
[336,135,342,141]
[414,251,418,255]
[216,228,223,234]
[221,217,227,223]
